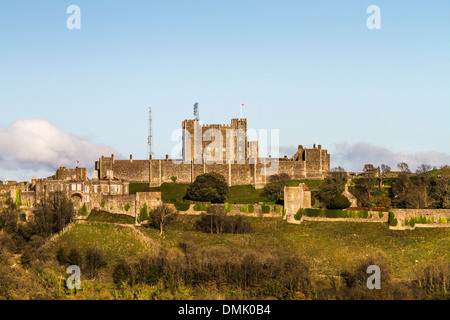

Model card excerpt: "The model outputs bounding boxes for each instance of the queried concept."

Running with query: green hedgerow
[389,212,398,227]
[193,203,209,211]
[175,202,190,211]
[294,208,303,221]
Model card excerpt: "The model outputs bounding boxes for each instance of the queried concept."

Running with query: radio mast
[193,102,199,120]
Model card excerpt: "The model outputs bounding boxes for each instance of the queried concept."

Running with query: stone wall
[172,203,283,218]
[94,192,162,218]
[97,153,330,187]
[287,210,389,224]
[390,209,450,230]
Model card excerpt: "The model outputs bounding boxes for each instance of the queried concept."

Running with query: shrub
[224,204,233,213]
[138,203,149,223]
[174,202,190,211]
[274,206,281,214]
[325,194,351,210]
[239,206,248,213]
[19,213,27,222]
[389,212,398,227]
[20,250,31,269]
[171,176,177,183]
[68,247,83,267]
[193,203,209,211]
[113,259,132,287]
[100,199,106,208]
[195,213,254,234]
[78,203,88,216]
[378,212,384,219]
[294,208,303,221]
[124,203,130,212]
[260,205,270,214]
[186,173,229,203]
[438,217,448,224]
[57,246,66,266]
[248,204,254,213]
[84,247,107,279]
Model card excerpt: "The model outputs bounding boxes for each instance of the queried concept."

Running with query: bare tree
[378,164,391,190]
[416,164,432,174]
[149,204,178,238]
[397,162,411,173]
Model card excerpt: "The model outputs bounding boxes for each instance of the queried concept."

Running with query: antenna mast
[147,107,154,159]
[193,102,199,120]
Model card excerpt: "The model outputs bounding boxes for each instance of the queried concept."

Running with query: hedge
[175,202,191,211]
[294,209,371,219]
[193,203,210,211]
[224,204,234,213]
[248,204,254,214]
[260,205,271,214]
[389,212,398,227]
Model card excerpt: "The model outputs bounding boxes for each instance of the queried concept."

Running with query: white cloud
[332,142,450,172]
[0,119,119,181]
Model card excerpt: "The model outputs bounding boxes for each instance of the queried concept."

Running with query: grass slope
[139,216,450,280]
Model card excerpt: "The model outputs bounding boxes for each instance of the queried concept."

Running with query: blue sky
[0,1,449,180]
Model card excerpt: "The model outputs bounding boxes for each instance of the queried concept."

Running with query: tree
[15,188,22,208]
[416,164,432,174]
[261,173,291,203]
[316,173,347,207]
[84,247,107,279]
[330,166,347,180]
[325,194,351,210]
[377,164,391,190]
[32,192,75,235]
[68,247,83,267]
[354,176,375,207]
[149,204,178,238]
[391,172,411,208]
[186,173,229,203]
[397,162,411,173]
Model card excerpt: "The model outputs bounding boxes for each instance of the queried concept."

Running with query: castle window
[94,185,98,193]
[111,185,117,193]
[71,184,76,191]
[77,184,82,191]
[85,186,89,193]
[84,195,90,203]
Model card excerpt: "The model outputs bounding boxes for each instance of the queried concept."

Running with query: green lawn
[52,223,151,268]
[87,211,135,224]
[227,185,274,204]
[287,179,323,190]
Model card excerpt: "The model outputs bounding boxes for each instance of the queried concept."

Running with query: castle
[2,116,330,220]
[94,118,330,188]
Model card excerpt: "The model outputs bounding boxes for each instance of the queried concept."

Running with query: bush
[84,247,107,279]
[260,205,270,214]
[100,199,106,208]
[186,173,229,203]
[274,206,281,214]
[195,213,254,234]
[20,250,31,269]
[113,259,132,287]
[175,202,190,211]
[138,203,149,223]
[124,203,130,212]
[325,194,351,210]
[389,212,398,227]
[78,203,88,216]
[68,247,83,267]
[294,208,303,221]
[57,246,66,266]
[239,206,248,213]
[224,204,233,213]
[248,204,254,213]
[193,203,209,211]
[438,217,448,224]
[378,212,384,219]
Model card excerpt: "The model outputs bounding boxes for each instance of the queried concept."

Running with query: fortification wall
[113,160,149,182]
